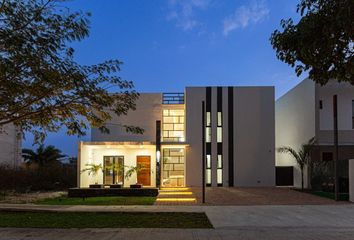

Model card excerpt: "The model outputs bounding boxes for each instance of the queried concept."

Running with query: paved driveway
[155,187,344,206]
[193,187,345,205]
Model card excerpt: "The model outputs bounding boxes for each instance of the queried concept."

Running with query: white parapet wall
[350,159,354,203]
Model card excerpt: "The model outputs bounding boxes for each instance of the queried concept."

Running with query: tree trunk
[301,167,304,191]
[308,164,312,189]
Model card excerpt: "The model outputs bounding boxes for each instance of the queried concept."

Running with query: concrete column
[350,159,354,203]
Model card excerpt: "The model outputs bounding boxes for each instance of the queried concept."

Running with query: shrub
[0,163,76,192]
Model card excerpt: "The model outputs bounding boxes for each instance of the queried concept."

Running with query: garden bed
[68,187,159,198]
[36,196,156,205]
[310,191,349,201]
[0,191,65,204]
[293,188,349,201]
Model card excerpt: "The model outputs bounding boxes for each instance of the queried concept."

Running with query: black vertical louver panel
[228,87,234,187]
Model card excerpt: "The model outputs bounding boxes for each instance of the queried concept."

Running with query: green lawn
[311,191,349,201]
[0,211,213,228]
[36,196,156,205]
[292,188,349,201]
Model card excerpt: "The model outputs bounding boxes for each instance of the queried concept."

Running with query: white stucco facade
[79,87,276,188]
[0,123,22,167]
[276,78,354,188]
[275,79,316,188]
[233,87,275,187]
[92,93,162,142]
[185,87,275,187]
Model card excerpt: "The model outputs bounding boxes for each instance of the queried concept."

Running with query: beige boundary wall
[0,123,22,167]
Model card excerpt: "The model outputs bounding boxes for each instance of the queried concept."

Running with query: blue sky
[24,0,304,157]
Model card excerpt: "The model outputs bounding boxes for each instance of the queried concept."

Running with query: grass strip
[0,211,213,228]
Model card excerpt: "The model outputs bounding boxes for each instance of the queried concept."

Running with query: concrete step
[156,187,197,204]
[159,187,190,191]
[155,197,197,203]
[158,192,194,196]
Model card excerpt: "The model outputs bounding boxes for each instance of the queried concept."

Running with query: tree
[277,137,316,190]
[22,144,66,166]
[270,0,353,85]
[0,0,143,142]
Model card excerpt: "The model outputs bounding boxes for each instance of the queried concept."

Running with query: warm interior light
[156,150,160,163]
[160,187,190,191]
[158,192,193,195]
[156,198,196,202]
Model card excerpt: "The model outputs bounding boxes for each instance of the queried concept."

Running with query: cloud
[166,0,211,31]
[223,0,269,36]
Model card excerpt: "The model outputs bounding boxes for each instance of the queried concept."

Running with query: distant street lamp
[333,95,339,201]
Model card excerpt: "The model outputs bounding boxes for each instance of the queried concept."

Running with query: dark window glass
[319,100,323,109]
[104,156,124,185]
[322,152,333,162]
[352,100,354,129]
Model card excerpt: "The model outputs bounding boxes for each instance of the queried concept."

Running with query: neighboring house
[0,123,22,168]
[276,78,354,188]
[78,86,275,188]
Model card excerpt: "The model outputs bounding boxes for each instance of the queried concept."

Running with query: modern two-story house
[78,86,275,188]
[276,78,354,188]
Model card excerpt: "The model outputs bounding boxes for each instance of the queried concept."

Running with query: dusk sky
[24,0,305,157]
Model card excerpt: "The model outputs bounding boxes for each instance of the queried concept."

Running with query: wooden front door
[137,156,151,186]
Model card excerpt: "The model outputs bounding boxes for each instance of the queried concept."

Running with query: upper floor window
[319,100,323,109]
[217,127,222,143]
[217,112,222,126]
[206,111,211,143]
[162,109,185,142]
[217,111,222,143]
[206,112,211,127]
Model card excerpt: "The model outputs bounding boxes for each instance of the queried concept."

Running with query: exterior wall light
[156,150,161,163]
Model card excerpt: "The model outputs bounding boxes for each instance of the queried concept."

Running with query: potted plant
[105,162,124,188]
[124,164,145,188]
[81,163,103,188]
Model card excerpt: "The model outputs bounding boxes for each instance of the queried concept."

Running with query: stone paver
[192,187,347,205]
